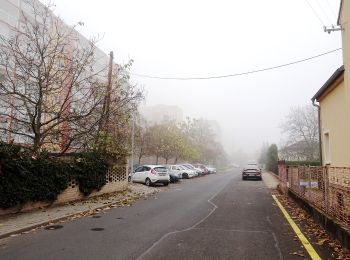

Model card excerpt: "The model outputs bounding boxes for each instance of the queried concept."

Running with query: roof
[311,65,345,102]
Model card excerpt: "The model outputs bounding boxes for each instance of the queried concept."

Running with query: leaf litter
[276,193,350,259]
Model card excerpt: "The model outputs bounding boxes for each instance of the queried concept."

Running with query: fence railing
[278,162,350,229]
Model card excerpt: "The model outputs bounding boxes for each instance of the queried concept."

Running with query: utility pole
[96,51,113,150]
[105,51,114,129]
[131,113,135,182]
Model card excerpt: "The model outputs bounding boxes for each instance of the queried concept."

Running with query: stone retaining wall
[0,165,127,216]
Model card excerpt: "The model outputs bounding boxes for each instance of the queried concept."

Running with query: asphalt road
[0,169,313,260]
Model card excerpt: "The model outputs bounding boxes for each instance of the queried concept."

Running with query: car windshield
[245,164,259,170]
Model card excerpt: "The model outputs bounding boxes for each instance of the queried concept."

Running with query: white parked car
[132,165,170,186]
[177,165,197,179]
[182,164,203,176]
[167,165,183,179]
[207,166,217,174]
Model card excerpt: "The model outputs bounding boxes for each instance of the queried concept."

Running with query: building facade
[312,0,350,167]
[0,0,110,151]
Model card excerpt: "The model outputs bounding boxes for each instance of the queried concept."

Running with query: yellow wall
[320,1,350,167]
[319,78,350,167]
[339,0,350,76]
[339,0,350,100]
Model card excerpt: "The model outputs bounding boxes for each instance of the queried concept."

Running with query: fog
[50,0,342,160]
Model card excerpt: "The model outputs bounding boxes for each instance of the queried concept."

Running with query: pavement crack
[271,230,284,260]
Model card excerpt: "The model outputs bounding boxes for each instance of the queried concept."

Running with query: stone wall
[0,165,127,216]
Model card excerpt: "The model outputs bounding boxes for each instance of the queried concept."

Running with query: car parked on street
[168,171,181,183]
[166,165,183,180]
[128,164,141,182]
[182,163,203,176]
[132,165,170,186]
[242,163,262,180]
[181,164,199,177]
[207,166,217,174]
[168,165,196,179]
[193,164,209,175]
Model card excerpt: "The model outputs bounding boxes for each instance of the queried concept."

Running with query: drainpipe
[312,99,323,165]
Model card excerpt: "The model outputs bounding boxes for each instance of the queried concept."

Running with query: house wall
[339,0,350,103]
[319,78,350,167]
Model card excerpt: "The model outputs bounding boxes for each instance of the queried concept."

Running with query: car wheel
[163,182,169,186]
[242,176,245,180]
[182,173,189,179]
[145,178,151,186]
[128,176,131,182]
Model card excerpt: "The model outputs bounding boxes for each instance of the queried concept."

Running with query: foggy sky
[48,0,342,158]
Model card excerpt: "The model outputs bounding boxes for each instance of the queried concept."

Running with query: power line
[304,0,326,26]
[324,0,337,21]
[314,0,333,24]
[131,48,342,81]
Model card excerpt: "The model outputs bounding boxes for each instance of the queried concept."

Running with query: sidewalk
[0,184,158,239]
[262,171,279,189]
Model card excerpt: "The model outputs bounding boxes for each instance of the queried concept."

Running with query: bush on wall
[0,142,109,209]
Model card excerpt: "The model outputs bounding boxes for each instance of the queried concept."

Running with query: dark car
[168,171,180,183]
[242,163,262,180]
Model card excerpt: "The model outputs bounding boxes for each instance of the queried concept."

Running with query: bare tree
[0,0,107,155]
[280,105,320,161]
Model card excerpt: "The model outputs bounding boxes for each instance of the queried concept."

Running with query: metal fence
[278,162,350,228]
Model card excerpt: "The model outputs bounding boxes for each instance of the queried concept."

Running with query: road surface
[0,169,321,259]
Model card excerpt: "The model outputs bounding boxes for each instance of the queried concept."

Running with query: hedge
[0,142,109,209]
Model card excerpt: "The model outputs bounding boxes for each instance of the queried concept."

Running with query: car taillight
[151,169,156,174]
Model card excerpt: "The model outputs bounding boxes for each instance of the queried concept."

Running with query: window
[324,131,331,164]
[135,166,143,173]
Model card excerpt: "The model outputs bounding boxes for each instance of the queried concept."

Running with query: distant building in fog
[139,105,183,124]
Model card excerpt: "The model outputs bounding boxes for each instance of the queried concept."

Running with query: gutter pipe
[312,99,323,165]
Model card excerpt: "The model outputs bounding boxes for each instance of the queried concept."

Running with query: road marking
[272,195,321,260]
[136,180,229,260]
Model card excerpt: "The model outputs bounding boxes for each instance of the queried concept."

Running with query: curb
[0,202,115,240]
[0,188,158,240]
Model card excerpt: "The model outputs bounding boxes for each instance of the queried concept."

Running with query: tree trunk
[175,157,178,164]
[156,154,159,164]
[138,154,142,164]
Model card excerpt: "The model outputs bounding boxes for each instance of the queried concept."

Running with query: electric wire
[131,48,342,81]
[314,0,333,24]
[324,0,338,20]
[304,0,326,26]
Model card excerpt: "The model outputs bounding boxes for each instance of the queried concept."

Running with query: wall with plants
[0,142,109,209]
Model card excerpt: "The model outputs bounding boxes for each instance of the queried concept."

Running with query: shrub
[266,144,278,174]
[0,142,110,209]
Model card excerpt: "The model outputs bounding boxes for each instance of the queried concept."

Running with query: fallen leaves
[277,193,350,259]
[2,183,160,239]
[290,251,305,257]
